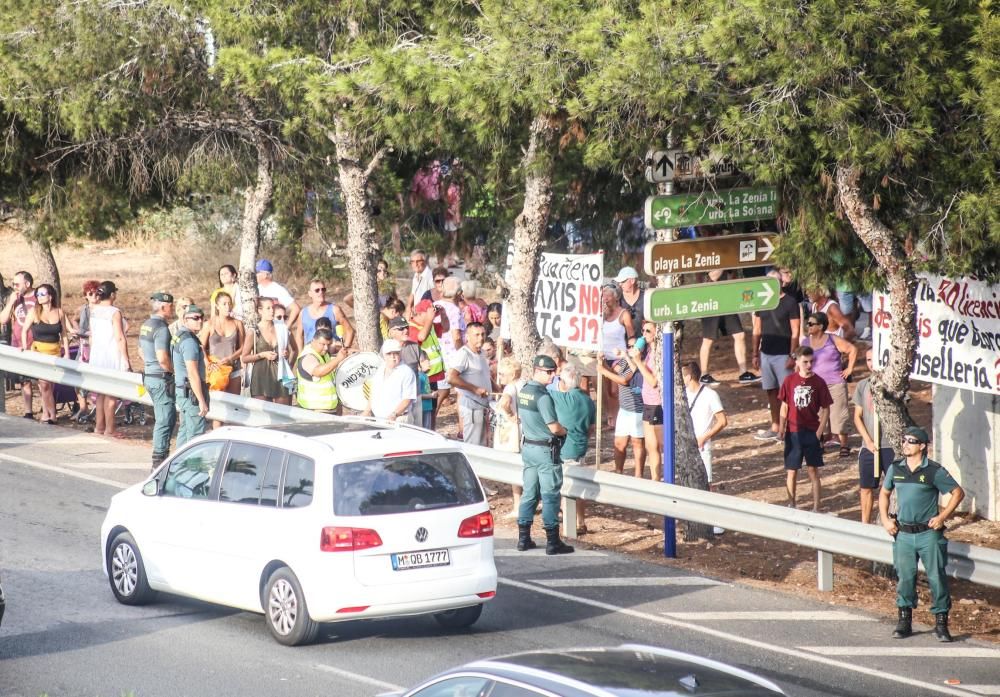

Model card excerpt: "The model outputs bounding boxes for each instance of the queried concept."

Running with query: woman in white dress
[88,281,131,438]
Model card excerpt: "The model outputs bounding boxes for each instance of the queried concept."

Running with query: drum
[334,351,383,412]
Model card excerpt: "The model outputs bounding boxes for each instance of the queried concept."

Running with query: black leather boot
[544,526,575,555]
[151,453,166,472]
[934,612,953,642]
[892,607,912,639]
[516,523,536,552]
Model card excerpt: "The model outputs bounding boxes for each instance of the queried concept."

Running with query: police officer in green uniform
[171,305,209,447]
[879,426,965,642]
[516,355,574,555]
[139,291,176,470]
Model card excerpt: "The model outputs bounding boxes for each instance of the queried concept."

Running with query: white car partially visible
[100,421,497,645]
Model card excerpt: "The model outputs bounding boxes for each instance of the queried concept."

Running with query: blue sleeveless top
[300,304,338,343]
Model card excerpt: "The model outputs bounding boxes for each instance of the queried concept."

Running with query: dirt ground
[2,229,998,642]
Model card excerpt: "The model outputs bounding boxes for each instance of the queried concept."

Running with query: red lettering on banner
[578,284,599,315]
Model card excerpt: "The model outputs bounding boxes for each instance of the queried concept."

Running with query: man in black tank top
[615,266,644,332]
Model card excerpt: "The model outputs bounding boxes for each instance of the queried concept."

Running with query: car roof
[213,419,454,461]
[462,645,784,696]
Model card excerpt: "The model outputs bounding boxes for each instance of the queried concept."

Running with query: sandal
[839,446,851,458]
[105,431,127,440]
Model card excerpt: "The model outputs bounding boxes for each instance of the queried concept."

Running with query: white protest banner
[873,274,1000,394]
[501,251,604,351]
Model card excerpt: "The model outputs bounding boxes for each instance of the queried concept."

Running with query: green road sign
[644,278,780,322]
[644,186,778,229]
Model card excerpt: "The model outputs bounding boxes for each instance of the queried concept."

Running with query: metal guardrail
[3,344,999,591]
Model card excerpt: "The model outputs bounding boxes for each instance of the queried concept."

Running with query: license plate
[391,548,451,571]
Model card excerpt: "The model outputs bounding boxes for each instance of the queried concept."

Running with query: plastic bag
[206,360,233,391]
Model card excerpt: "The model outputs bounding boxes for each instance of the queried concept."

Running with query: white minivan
[100,421,497,645]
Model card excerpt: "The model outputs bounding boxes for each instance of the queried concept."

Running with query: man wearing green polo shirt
[516,354,573,555]
[879,426,965,642]
[551,363,596,535]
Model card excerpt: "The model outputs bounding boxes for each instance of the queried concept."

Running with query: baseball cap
[388,316,409,331]
[381,338,402,355]
[184,305,205,318]
[150,291,174,303]
[615,266,639,282]
[255,259,274,273]
[533,355,557,371]
[414,299,434,314]
[903,426,930,444]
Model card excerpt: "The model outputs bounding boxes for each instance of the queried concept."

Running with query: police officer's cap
[150,291,174,303]
[533,355,557,371]
[903,426,929,444]
[183,305,205,318]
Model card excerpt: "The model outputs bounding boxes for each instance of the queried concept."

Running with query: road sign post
[644,186,778,230]
[643,233,777,276]
[644,278,780,323]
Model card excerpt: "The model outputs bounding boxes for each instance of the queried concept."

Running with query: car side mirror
[142,480,159,497]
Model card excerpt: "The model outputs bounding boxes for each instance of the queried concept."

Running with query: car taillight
[320,527,383,552]
[458,511,494,538]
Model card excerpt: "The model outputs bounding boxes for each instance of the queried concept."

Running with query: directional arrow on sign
[643,233,780,276]
[644,277,781,323]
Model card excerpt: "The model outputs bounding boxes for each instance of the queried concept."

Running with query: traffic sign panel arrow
[643,233,780,276]
[644,278,781,322]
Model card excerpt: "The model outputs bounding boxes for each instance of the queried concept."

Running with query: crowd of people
[0,253,928,521]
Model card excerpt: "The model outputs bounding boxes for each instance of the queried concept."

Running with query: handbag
[494,414,522,453]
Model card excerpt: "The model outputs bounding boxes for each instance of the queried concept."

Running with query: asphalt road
[1,414,998,697]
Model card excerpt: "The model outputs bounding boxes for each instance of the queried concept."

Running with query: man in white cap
[615,266,645,329]
[365,338,418,423]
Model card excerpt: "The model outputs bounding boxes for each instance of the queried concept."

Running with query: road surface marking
[62,461,149,470]
[0,436,105,445]
[493,548,607,558]
[959,687,1000,695]
[315,663,404,691]
[663,611,875,621]
[500,577,977,697]
[0,453,129,490]
[800,646,1000,658]
[536,577,724,587]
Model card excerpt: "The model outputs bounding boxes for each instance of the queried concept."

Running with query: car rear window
[333,452,484,516]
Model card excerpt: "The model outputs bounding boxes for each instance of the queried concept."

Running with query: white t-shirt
[411,266,434,302]
[369,364,417,419]
[685,385,724,453]
[259,281,295,308]
[448,346,491,410]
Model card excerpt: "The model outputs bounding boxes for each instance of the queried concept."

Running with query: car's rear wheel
[433,604,483,630]
[264,568,319,646]
[108,532,156,605]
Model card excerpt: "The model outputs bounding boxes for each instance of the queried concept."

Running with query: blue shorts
[858,447,894,488]
[784,430,823,470]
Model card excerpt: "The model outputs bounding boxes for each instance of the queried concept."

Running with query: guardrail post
[563,495,577,539]
[662,321,677,558]
[0,368,6,414]
[818,550,834,591]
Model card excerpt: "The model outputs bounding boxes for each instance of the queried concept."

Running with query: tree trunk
[24,228,61,299]
[509,113,561,369]
[329,119,381,352]
[836,164,914,444]
[237,143,274,331]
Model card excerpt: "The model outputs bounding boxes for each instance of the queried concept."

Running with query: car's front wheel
[108,532,156,605]
[264,568,319,646]
[433,604,483,630]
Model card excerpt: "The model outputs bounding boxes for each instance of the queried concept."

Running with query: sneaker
[712,526,726,535]
[699,374,720,385]
[823,438,841,450]
[754,429,779,441]
[738,371,761,384]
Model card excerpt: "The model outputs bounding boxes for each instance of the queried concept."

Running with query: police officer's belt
[523,438,553,447]
[898,521,931,533]
[143,372,174,381]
